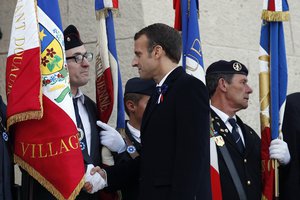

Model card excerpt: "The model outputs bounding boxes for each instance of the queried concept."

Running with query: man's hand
[90,166,107,180]
[269,138,291,165]
[85,164,107,193]
[83,182,93,193]
[97,121,126,153]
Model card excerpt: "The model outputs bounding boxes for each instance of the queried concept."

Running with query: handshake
[83,121,127,193]
[83,164,107,194]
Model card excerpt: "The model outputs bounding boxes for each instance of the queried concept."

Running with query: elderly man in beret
[206,60,290,200]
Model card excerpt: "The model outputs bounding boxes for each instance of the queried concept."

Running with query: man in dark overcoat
[94,23,212,200]
[280,92,300,199]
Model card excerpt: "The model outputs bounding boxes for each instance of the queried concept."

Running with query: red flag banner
[6,0,85,199]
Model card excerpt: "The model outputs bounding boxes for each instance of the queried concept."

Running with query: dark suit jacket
[21,95,102,200]
[210,109,261,200]
[0,96,13,200]
[139,67,211,200]
[280,92,300,200]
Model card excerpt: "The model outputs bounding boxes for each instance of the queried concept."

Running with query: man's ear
[218,78,228,92]
[125,100,136,113]
[152,45,163,59]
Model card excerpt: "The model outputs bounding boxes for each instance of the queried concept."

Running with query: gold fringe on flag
[95,8,119,20]
[261,10,289,22]
[15,155,85,200]
[7,110,43,131]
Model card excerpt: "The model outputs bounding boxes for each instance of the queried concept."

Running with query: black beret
[125,78,156,96]
[206,60,248,76]
[63,25,83,50]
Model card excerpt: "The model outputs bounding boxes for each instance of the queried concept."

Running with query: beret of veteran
[125,77,156,96]
[206,60,248,76]
[63,24,83,50]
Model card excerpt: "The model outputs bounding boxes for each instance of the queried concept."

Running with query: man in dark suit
[279,92,300,199]
[0,95,13,200]
[21,24,121,200]
[206,60,290,200]
[93,23,211,200]
[132,23,211,200]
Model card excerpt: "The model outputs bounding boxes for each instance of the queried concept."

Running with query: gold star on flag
[39,29,47,41]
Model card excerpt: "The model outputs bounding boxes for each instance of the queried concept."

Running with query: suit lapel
[84,97,97,160]
[141,67,184,132]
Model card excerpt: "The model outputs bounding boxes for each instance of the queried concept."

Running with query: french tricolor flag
[95,0,125,131]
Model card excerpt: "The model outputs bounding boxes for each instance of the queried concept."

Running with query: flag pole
[274,159,279,198]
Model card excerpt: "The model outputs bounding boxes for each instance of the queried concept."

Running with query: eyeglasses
[66,52,93,64]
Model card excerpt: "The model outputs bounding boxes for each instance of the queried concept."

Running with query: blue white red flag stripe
[106,11,125,129]
[263,0,289,12]
[95,0,124,129]
[180,0,205,84]
[95,0,118,10]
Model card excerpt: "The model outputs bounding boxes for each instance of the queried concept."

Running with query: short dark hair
[206,74,234,98]
[124,93,144,116]
[134,23,182,63]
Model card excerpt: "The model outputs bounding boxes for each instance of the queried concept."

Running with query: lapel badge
[80,141,86,150]
[217,122,220,126]
[77,128,84,141]
[214,135,225,147]
[220,128,224,132]
[225,129,228,133]
[2,132,8,141]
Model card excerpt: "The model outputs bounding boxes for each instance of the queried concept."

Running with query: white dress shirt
[127,121,141,143]
[73,89,92,155]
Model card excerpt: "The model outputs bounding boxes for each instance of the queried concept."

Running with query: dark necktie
[228,118,244,153]
[73,98,92,164]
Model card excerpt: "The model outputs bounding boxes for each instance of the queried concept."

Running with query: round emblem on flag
[2,132,8,141]
[77,128,84,141]
[232,62,242,71]
[80,142,86,150]
[126,145,136,154]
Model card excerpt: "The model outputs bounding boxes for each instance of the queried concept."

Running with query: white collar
[210,105,236,124]
[73,89,85,104]
[157,67,177,86]
[127,122,141,143]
